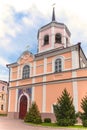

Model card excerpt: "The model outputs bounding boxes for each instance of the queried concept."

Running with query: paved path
[0,116,86,130]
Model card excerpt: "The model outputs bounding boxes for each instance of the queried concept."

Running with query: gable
[17,51,34,65]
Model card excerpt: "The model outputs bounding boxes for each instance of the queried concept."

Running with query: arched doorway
[19,95,27,119]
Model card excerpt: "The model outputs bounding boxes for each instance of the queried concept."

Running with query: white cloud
[0,57,9,81]
[0,0,87,49]
[0,74,8,81]
[0,57,9,67]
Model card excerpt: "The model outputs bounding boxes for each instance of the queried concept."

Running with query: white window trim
[21,63,32,79]
[52,56,65,73]
[18,92,30,112]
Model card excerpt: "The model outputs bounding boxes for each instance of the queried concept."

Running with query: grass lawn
[42,123,83,128]
[0,114,7,116]
[26,122,87,129]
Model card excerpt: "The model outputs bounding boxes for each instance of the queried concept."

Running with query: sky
[0,0,87,81]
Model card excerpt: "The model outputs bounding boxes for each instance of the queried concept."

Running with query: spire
[52,4,56,21]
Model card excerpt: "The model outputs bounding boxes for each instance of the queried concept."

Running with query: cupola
[37,7,71,53]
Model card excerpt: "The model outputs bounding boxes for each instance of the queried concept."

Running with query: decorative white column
[72,81,78,112]
[4,94,6,111]
[51,26,55,49]
[8,90,11,112]
[10,68,12,81]
[44,57,47,74]
[15,88,18,112]
[42,84,46,112]
[17,66,20,80]
[72,71,78,112]
[72,50,79,69]
[31,86,35,102]
[63,26,66,48]
[33,61,36,76]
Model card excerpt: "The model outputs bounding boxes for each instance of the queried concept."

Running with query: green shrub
[24,102,42,124]
[82,120,87,127]
[57,119,76,126]
[44,118,51,123]
[53,88,77,126]
[80,96,87,127]
[0,114,7,116]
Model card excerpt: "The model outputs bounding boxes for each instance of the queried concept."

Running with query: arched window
[1,104,3,110]
[22,65,30,79]
[2,94,4,100]
[55,33,62,43]
[66,37,68,47]
[44,35,49,45]
[2,86,4,91]
[55,58,62,72]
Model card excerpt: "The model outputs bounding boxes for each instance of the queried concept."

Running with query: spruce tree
[80,96,87,126]
[24,102,42,124]
[53,88,76,126]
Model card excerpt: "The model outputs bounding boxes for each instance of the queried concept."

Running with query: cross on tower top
[52,3,56,21]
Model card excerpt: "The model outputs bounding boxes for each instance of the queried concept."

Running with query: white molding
[33,61,36,76]
[17,66,20,79]
[38,31,42,53]
[42,84,46,112]
[39,46,54,53]
[72,71,78,112]
[20,63,32,79]
[51,26,55,49]
[63,26,66,48]
[15,88,18,112]
[52,56,65,72]
[32,78,35,84]
[44,57,47,74]
[51,104,54,113]
[72,50,79,69]
[31,86,35,102]
[72,71,77,78]
[72,81,78,112]
[16,81,19,86]
[43,76,46,82]
[4,95,6,111]
[10,68,12,81]
[18,92,30,112]
[8,90,11,112]
[64,68,72,71]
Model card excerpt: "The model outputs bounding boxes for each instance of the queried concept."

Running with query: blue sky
[0,0,87,81]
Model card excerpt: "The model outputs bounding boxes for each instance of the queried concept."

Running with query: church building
[7,8,87,121]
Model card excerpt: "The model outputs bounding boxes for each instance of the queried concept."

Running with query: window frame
[55,58,62,72]
[53,56,64,73]
[55,33,62,43]
[1,104,3,110]
[44,34,49,45]
[1,94,4,100]
[22,65,30,79]
[2,86,4,91]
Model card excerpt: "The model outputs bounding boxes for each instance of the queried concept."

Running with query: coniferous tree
[80,96,87,127]
[53,88,76,126]
[24,102,42,124]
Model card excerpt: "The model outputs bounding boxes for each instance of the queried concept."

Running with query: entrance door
[19,95,27,119]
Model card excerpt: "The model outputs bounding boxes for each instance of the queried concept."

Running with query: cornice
[8,76,87,89]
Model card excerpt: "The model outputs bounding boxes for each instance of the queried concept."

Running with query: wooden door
[19,95,27,119]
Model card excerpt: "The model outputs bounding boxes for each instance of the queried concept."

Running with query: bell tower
[37,7,71,53]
